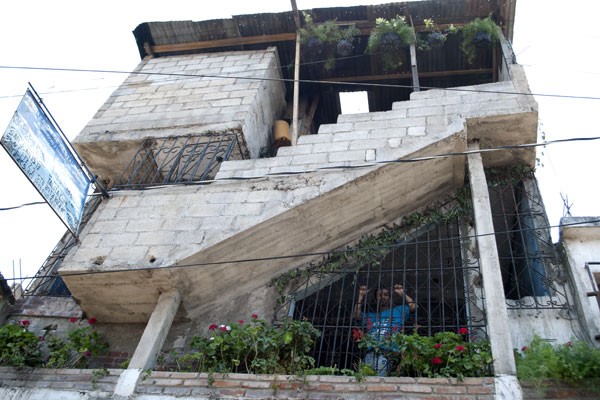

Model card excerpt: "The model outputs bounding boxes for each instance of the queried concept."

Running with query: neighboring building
[2,1,600,398]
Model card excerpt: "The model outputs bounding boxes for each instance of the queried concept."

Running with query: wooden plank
[300,94,320,137]
[151,32,296,54]
[322,68,493,83]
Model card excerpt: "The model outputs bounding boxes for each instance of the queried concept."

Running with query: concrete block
[136,231,177,246]
[354,119,391,130]
[297,134,333,144]
[332,130,369,141]
[329,149,367,163]
[408,126,426,136]
[390,117,426,128]
[102,232,140,247]
[291,153,328,165]
[318,122,354,134]
[407,105,445,117]
[187,203,226,217]
[369,128,407,139]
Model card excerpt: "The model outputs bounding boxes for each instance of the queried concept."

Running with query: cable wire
[2,64,600,101]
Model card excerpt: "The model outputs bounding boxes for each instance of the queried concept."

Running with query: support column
[114,289,181,397]
[467,142,516,376]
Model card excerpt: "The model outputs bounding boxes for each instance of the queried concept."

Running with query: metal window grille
[114,131,244,189]
[487,174,569,310]
[274,214,486,370]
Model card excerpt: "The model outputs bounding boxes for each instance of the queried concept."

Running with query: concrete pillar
[114,289,181,397]
[467,142,517,376]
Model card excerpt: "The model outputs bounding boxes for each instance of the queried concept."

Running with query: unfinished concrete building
[3,0,600,398]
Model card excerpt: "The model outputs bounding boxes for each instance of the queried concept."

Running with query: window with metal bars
[272,172,568,369]
[274,211,486,370]
[487,171,568,310]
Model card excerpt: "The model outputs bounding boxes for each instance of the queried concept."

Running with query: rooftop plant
[460,16,501,63]
[299,12,360,70]
[366,16,415,71]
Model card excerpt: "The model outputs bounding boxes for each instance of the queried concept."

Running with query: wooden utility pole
[291,0,301,145]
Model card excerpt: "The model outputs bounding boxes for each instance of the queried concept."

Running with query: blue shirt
[363,305,411,340]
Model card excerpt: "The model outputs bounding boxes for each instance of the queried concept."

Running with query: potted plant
[460,16,501,63]
[299,12,360,71]
[366,16,415,71]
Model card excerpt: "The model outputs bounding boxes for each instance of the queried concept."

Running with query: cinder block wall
[72,47,286,185]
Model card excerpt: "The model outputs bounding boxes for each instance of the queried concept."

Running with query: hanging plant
[416,19,458,52]
[299,12,360,71]
[460,16,501,63]
[366,16,415,71]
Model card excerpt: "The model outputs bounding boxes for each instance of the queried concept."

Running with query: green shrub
[356,327,492,379]
[0,320,43,367]
[516,335,600,385]
[176,314,320,375]
[46,318,108,368]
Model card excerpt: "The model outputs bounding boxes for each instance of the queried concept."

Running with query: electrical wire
[3,215,600,283]
[2,64,600,102]
[2,135,599,211]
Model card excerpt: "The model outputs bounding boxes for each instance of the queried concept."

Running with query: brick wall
[0,367,495,399]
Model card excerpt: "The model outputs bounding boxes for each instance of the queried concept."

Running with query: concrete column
[114,289,181,397]
[467,142,516,376]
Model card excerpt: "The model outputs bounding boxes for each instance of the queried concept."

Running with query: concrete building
[2,1,600,398]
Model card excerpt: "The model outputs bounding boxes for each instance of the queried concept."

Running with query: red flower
[431,357,443,365]
[458,327,469,335]
[251,314,258,319]
[69,317,78,323]
[392,326,399,332]
[19,320,30,327]
[455,345,466,352]
[208,324,218,331]
[84,351,92,357]
[238,320,244,325]
[366,317,373,331]
[565,341,573,348]
[352,328,365,342]
[87,317,97,325]
[434,343,443,349]
[521,346,528,352]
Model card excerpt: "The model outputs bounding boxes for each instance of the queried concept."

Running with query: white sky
[1,0,599,287]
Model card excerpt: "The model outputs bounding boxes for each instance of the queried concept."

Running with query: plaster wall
[559,218,600,345]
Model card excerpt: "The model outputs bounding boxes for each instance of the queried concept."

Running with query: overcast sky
[1,0,599,287]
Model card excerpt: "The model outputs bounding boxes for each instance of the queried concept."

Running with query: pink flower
[455,345,466,352]
[84,351,92,357]
[521,346,528,352]
[219,324,231,332]
[434,343,443,349]
[366,317,373,331]
[565,341,573,348]
[87,317,97,325]
[208,324,218,331]
[19,320,30,327]
[69,317,78,323]
[392,326,399,332]
[251,314,258,319]
[458,327,469,335]
[431,357,443,365]
[238,320,244,325]
[352,328,365,342]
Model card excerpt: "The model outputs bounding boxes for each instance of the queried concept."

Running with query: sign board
[1,89,91,235]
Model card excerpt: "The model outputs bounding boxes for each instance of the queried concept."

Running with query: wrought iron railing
[114,131,244,189]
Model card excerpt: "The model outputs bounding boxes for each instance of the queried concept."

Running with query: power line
[2,135,599,211]
[2,64,600,101]
[5,217,600,283]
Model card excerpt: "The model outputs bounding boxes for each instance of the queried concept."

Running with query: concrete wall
[72,47,286,185]
[559,217,600,345]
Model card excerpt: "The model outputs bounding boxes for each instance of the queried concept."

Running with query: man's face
[377,289,390,304]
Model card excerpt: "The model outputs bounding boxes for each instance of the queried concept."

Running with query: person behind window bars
[353,283,416,376]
